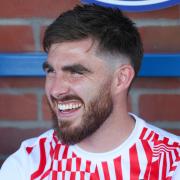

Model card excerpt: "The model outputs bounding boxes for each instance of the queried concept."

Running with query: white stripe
[169,149,179,174]
[67,148,73,159]
[108,160,116,179]
[121,151,130,180]
[80,159,86,172]
[71,158,76,172]
[143,128,152,140]
[52,159,59,171]
[52,138,57,149]
[62,159,67,171]
[41,140,53,173]
[58,145,65,159]
[64,171,71,180]
[90,162,96,173]
[96,0,169,6]
[171,149,176,163]
[96,162,105,180]
[136,141,148,179]
[75,172,81,180]
[166,151,170,177]
[57,172,62,180]
[84,172,90,180]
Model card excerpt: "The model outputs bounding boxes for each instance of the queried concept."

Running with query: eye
[42,62,56,76]
[71,70,84,75]
[44,67,55,75]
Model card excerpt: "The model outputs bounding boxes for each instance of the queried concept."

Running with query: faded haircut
[43,4,143,77]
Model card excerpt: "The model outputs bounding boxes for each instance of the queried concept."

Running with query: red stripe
[141,140,153,179]
[169,149,179,172]
[173,142,179,147]
[62,145,68,159]
[80,171,85,180]
[129,144,140,180]
[169,151,173,171]
[58,161,62,171]
[52,170,58,180]
[50,142,54,158]
[102,161,110,180]
[90,165,100,180]
[163,137,169,144]
[113,156,123,179]
[85,160,91,173]
[54,144,60,159]
[146,131,154,141]
[66,158,72,171]
[70,172,76,180]
[31,138,47,180]
[40,161,53,179]
[166,177,172,180]
[149,158,160,179]
[162,153,167,179]
[174,149,180,161]
[139,127,148,140]
[152,133,159,145]
[62,171,65,180]
[53,130,59,144]
[76,157,81,171]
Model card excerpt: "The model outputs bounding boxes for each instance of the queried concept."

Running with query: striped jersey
[0,114,180,180]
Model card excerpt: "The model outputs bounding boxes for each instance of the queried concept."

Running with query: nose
[49,75,69,99]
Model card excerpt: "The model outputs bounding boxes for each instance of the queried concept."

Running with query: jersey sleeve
[0,138,35,179]
[0,155,25,179]
[0,130,53,179]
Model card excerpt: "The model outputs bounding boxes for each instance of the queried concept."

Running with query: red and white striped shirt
[1,114,180,179]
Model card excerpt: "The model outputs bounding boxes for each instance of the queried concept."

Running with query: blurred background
[0,0,180,166]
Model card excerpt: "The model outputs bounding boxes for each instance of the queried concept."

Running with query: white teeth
[58,103,81,111]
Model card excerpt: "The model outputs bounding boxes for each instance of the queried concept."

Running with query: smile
[58,103,82,111]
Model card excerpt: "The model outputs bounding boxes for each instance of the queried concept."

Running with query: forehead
[47,38,101,66]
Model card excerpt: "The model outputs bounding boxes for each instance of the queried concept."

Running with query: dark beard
[51,80,113,145]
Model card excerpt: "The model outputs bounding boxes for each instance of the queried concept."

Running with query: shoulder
[0,129,55,179]
[131,113,180,143]
[132,114,180,178]
[144,119,179,143]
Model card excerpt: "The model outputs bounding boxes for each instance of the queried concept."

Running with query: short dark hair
[43,4,143,76]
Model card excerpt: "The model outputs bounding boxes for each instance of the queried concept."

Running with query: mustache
[50,94,83,103]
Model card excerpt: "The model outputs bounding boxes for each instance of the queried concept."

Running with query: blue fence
[0,53,180,77]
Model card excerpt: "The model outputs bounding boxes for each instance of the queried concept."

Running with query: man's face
[44,39,114,144]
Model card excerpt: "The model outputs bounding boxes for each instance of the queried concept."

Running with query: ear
[111,64,135,94]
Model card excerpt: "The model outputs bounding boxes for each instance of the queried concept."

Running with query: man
[0,4,179,180]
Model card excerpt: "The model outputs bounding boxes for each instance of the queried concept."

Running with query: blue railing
[0,53,180,77]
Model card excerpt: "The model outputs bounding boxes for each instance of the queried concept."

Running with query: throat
[77,115,135,153]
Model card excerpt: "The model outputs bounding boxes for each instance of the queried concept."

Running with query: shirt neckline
[69,113,144,162]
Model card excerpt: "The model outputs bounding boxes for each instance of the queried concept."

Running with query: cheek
[45,79,52,99]
[74,82,100,103]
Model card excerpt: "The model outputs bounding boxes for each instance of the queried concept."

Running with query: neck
[77,107,135,153]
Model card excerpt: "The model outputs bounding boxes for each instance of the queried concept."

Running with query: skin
[44,38,135,153]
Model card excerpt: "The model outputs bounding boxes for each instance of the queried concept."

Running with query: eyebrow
[62,63,92,74]
[42,62,91,74]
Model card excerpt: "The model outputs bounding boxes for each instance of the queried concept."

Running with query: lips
[58,102,82,112]
[53,99,83,120]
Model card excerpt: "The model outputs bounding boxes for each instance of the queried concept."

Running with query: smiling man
[0,4,179,180]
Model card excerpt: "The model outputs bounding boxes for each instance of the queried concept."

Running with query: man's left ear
[112,64,135,94]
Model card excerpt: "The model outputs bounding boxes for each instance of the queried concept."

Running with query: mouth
[56,100,83,119]
[58,102,82,112]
